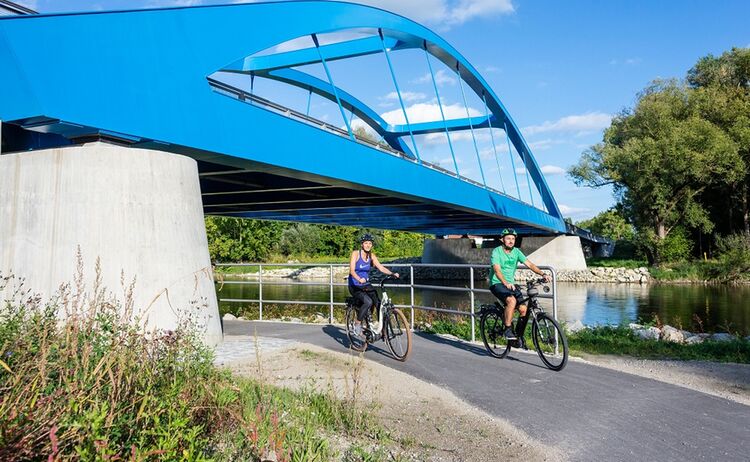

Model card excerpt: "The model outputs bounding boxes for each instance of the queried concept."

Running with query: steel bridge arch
[0,1,566,235]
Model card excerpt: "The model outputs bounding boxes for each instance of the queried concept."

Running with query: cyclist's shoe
[503,327,517,340]
[510,338,528,350]
[352,324,363,338]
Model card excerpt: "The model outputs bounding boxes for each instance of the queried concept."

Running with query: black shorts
[490,283,523,305]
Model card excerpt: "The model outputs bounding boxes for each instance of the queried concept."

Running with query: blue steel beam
[218,69,416,157]
[388,115,494,137]
[225,35,401,72]
[0,1,565,234]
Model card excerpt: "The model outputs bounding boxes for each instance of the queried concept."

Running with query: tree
[688,48,750,233]
[569,80,743,265]
[576,208,634,242]
[204,217,285,262]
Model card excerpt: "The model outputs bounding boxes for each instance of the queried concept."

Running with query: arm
[493,263,514,289]
[524,260,551,282]
[371,254,399,278]
[349,251,366,284]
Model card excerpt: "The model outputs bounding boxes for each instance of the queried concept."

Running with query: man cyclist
[490,228,550,342]
[348,233,399,337]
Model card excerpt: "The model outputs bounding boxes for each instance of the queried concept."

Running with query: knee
[518,305,527,316]
[361,298,372,309]
[505,297,516,308]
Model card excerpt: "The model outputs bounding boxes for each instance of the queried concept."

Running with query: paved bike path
[224,320,750,461]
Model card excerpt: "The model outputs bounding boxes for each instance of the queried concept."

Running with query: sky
[16,0,750,221]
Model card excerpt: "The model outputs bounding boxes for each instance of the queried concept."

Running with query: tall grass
[0,264,378,461]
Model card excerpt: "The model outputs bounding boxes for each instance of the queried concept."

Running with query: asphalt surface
[224,320,750,461]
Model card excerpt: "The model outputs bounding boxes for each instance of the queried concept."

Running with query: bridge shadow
[321,325,395,360]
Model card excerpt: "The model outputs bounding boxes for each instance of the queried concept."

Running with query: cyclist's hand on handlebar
[392,272,400,279]
[542,274,551,283]
[504,282,514,290]
[358,277,367,284]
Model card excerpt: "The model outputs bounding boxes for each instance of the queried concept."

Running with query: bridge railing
[215,262,558,347]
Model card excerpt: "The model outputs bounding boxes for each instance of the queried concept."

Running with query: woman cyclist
[349,233,399,337]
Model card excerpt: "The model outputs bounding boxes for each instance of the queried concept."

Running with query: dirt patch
[575,354,750,406]
[228,340,565,461]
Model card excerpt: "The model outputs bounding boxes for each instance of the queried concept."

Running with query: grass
[412,311,750,363]
[0,266,402,461]
[587,258,648,269]
[567,325,750,363]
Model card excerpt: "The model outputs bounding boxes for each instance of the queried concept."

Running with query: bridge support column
[521,236,588,270]
[0,142,222,345]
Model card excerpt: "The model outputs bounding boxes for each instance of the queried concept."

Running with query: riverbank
[217,262,653,283]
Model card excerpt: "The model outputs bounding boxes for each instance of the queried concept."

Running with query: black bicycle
[478,278,568,371]
[345,275,412,361]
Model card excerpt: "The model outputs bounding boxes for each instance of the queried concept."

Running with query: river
[215,277,750,335]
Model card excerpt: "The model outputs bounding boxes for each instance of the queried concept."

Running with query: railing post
[470,266,475,342]
[410,265,415,331]
[329,265,334,324]
[258,264,263,321]
[551,266,558,356]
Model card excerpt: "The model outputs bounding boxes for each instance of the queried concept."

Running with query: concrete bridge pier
[423,235,588,271]
[0,142,222,345]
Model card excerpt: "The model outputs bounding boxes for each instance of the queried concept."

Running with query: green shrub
[715,232,750,281]
[0,272,373,461]
[658,227,694,262]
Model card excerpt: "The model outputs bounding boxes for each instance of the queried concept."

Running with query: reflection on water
[216,278,750,335]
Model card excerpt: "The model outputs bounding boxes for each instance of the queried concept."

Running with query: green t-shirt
[490,246,527,285]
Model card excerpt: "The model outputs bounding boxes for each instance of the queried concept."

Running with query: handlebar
[380,274,399,290]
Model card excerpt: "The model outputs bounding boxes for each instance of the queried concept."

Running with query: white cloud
[528,139,563,151]
[382,91,427,103]
[558,204,591,218]
[609,57,642,66]
[342,0,514,27]
[523,112,612,136]
[381,102,481,125]
[541,165,566,176]
[413,69,457,86]
[484,65,501,73]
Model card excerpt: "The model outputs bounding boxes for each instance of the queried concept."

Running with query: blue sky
[19,0,750,221]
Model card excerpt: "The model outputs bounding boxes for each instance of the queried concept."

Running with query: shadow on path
[321,325,395,360]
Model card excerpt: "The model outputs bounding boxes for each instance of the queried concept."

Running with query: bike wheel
[480,308,511,359]
[384,308,412,361]
[531,314,568,371]
[345,306,367,352]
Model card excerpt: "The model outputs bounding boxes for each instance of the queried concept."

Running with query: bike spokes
[480,309,510,359]
[532,315,568,371]
[384,308,412,361]
[345,307,367,352]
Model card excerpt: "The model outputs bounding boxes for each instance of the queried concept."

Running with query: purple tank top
[349,251,371,286]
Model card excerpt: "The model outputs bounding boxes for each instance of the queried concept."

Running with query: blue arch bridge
[0,1,610,248]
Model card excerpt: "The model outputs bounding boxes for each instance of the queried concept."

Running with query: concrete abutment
[0,142,222,345]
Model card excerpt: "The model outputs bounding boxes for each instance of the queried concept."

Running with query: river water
[215,278,750,335]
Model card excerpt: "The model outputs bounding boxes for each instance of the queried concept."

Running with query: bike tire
[531,314,568,371]
[384,308,412,361]
[345,306,368,352]
[480,308,511,359]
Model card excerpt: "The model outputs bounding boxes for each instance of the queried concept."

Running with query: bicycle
[478,278,568,371]
[345,275,412,361]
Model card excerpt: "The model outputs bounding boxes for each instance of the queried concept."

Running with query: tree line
[571,47,750,266]
[205,217,427,262]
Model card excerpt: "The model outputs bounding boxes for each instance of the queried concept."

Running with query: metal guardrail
[215,262,558,345]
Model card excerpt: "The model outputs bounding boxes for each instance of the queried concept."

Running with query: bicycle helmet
[360,233,374,243]
[500,228,517,237]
